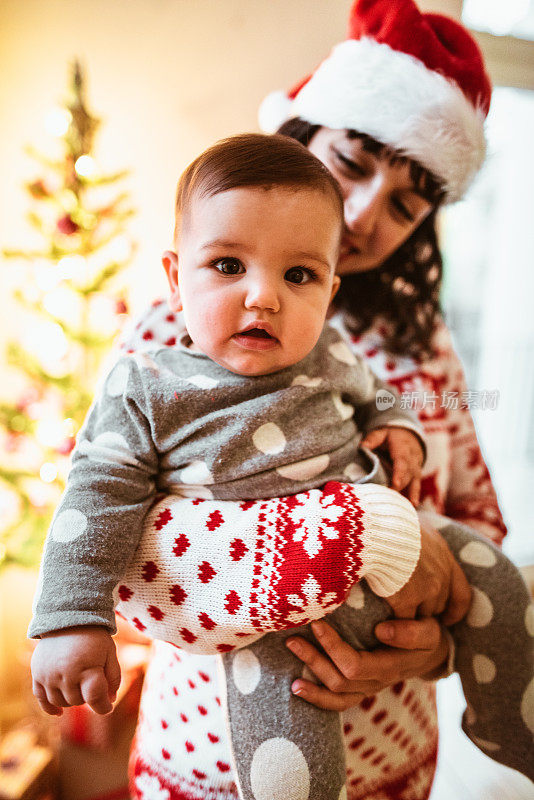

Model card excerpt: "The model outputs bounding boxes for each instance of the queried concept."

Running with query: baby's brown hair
[174,133,344,239]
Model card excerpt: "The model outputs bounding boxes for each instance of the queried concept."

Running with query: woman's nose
[243,277,280,312]
[344,182,384,237]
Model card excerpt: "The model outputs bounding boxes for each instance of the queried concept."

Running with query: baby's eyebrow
[289,251,333,271]
[200,239,245,251]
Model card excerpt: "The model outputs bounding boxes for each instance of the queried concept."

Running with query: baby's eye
[285,267,315,285]
[213,258,244,275]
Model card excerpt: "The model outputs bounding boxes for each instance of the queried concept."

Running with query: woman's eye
[392,197,415,223]
[213,258,244,275]
[285,267,313,285]
[334,150,365,176]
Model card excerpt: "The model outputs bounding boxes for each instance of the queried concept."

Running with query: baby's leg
[420,512,534,781]
[221,516,534,799]
[220,592,390,800]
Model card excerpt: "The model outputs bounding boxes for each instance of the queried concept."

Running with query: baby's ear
[330,274,341,303]
[162,250,182,312]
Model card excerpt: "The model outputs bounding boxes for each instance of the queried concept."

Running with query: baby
[29,134,533,798]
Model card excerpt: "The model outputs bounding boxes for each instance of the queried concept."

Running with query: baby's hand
[361,427,423,506]
[31,626,121,717]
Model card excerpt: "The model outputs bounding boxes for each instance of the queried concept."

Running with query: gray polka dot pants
[221,516,534,799]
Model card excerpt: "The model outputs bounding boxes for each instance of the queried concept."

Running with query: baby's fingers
[79,668,113,715]
[32,680,64,716]
[391,456,410,491]
[407,477,421,507]
[61,682,85,708]
[361,428,388,450]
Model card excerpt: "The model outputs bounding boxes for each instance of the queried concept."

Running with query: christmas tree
[0,61,135,569]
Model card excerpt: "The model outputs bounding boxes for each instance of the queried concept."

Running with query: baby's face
[165,186,341,376]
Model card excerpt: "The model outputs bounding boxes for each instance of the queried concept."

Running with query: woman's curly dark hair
[277,118,446,360]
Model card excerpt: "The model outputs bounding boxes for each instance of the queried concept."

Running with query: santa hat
[259,0,492,202]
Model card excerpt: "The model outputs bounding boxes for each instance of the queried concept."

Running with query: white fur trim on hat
[263,38,487,201]
[258,90,294,134]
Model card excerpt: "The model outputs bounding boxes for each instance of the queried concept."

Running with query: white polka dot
[250,738,310,800]
[291,375,322,388]
[328,341,357,365]
[471,735,501,753]
[185,374,219,390]
[232,650,261,695]
[464,704,477,727]
[252,422,287,455]
[472,654,496,684]
[51,508,88,542]
[343,462,365,482]
[521,677,534,734]
[277,454,329,481]
[79,432,139,467]
[459,541,497,568]
[301,665,320,685]
[331,392,354,421]
[525,605,534,637]
[180,460,214,485]
[346,584,365,610]
[106,361,130,396]
[466,587,494,628]
[338,787,348,800]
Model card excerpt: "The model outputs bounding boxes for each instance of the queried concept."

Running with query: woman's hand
[285,520,472,711]
[361,427,423,505]
[387,519,472,624]
[286,617,449,711]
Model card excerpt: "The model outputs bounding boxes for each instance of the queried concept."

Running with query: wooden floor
[430,675,534,800]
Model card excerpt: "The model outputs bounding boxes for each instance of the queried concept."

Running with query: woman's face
[308,128,434,275]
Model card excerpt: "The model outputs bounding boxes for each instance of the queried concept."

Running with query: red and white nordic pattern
[115,481,368,652]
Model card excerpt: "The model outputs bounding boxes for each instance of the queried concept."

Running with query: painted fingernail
[291,681,304,696]
[376,622,394,641]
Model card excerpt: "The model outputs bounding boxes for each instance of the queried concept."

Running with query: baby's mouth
[239,328,274,339]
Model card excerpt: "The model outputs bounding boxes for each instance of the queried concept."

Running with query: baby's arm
[29,356,159,713]
[347,351,425,502]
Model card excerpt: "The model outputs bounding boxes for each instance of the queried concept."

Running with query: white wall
[0,0,353,317]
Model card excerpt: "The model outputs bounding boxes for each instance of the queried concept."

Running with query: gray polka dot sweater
[29,324,423,639]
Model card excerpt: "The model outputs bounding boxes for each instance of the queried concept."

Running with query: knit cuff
[351,484,421,597]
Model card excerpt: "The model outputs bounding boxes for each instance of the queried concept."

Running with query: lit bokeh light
[24,321,69,363]
[39,462,58,483]
[35,418,65,449]
[74,155,97,178]
[57,254,87,281]
[107,235,131,263]
[45,107,72,137]
[43,286,82,327]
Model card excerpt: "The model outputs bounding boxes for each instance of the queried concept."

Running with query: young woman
[125,2,507,798]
